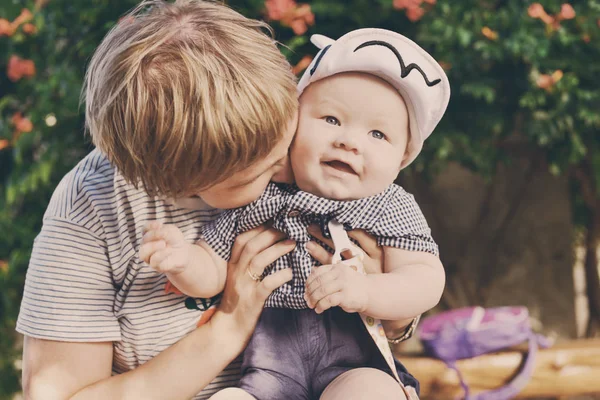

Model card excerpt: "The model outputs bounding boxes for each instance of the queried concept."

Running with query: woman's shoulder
[45,149,118,220]
[44,149,174,241]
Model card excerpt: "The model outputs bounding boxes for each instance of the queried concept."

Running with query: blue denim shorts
[239,307,419,400]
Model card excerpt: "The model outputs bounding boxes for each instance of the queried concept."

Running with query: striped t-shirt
[16,149,241,399]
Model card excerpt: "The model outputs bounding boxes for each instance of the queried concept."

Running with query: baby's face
[291,72,410,200]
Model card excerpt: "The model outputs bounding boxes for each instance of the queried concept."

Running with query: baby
[141,28,450,399]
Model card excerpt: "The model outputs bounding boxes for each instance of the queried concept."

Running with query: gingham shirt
[202,182,438,309]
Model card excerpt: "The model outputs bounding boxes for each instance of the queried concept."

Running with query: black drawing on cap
[354,40,441,87]
[310,45,332,76]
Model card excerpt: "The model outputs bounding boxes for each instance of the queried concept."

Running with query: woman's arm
[22,318,241,400]
[22,227,295,400]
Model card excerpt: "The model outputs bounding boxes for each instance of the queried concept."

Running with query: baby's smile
[322,159,359,176]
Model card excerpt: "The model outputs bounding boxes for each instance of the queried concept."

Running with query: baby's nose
[333,132,361,153]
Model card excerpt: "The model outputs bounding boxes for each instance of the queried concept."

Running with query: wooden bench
[398,339,600,398]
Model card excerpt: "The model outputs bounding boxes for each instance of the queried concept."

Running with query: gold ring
[246,267,262,282]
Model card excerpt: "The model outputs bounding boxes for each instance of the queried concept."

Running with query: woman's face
[196,112,298,209]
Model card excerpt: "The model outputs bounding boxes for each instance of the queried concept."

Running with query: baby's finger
[314,292,343,314]
[142,228,168,244]
[306,241,333,265]
[305,278,343,308]
[259,268,293,300]
[307,225,334,249]
[148,248,177,272]
[305,264,334,291]
[305,267,339,297]
[142,221,162,234]
[139,240,166,263]
[160,224,186,245]
[230,225,268,264]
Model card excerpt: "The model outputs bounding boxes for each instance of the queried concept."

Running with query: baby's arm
[361,247,445,320]
[139,222,227,298]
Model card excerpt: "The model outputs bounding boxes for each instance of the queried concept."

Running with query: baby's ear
[399,144,414,170]
[310,34,335,49]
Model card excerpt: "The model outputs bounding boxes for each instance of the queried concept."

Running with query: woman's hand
[306,225,383,274]
[211,226,295,347]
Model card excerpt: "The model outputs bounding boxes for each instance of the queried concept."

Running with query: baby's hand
[304,263,369,314]
[139,221,193,275]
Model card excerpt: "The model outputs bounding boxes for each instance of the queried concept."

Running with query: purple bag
[419,306,551,400]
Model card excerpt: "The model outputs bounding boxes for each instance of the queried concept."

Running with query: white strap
[328,220,364,264]
[326,220,406,387]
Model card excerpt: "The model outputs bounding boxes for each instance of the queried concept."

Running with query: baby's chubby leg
[208,388,256,400]
[320,368,409,400]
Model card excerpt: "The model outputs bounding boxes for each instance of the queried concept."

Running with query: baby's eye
[324,116,340,126]
[370,130,386,140]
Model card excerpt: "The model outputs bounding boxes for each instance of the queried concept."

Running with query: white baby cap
[297,28,451,168]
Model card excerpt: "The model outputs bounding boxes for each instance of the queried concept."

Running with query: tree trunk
[584,209,600,337]
[573,164,600,337]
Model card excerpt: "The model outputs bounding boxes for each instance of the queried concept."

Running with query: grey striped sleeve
[16,216,121,342]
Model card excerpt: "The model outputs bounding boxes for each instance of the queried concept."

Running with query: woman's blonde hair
[82,0,297,197]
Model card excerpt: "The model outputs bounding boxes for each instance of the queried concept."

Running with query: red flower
[13,9,33,27]
[0,9,34,37]
[536,70,563,91]
[265,0,296,20]
[393,0,434,22]
[7,55,36,82]
[265,0,314,35]
[12,112,34,134]
[406,6,425,22]
[528,3,574,29]
[551,70,563,83]
[0,19,15,36]
[284,4,314,35]
[0,140,9,151]
[559,4,575,20]
[536,74,553,90]
[393,0,422,10]
[22,23,37,34]
[481,26,499,41]
[528,3,555,25]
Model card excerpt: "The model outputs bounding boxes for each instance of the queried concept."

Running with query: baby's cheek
[289,143,312,172]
